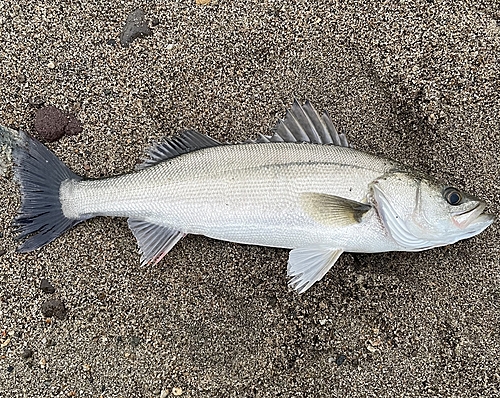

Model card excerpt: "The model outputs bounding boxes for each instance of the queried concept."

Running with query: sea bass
[10,102,494,293]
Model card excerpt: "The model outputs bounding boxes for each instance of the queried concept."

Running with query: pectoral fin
[128,219,186,265]
[300,192,371,226]
[287,247,344,293]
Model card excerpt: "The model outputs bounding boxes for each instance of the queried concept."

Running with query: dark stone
[130,336,142,347]
[6,365,13,373]
[45,339,56,348]
[106,38,117,46]
[267,294,277,307]
[40,278,55,294]
[335,354,347,366]
[0,249,5,257]
[34,106,69,142]
[17,74,26,83]
[41,299,67,319]
[34,106,82,142]
[64,115,83,136]
[21,349,34,359]
[120,9,153,48]
[151,16,160,27]
[29,96,46,108]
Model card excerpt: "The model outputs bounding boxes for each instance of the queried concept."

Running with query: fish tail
[13,132,85,252]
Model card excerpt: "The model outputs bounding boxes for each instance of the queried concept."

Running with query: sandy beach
[0,1,499,396]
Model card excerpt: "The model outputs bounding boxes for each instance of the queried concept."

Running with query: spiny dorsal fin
[300,192,372,226]
[137,130,221,170]
[252,101,349,146]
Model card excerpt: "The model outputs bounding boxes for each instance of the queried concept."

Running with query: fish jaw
[452,211,495,239]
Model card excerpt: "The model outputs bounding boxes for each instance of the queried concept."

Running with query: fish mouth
[452,202,495,232]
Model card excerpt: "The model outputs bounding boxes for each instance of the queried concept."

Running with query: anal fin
[287,247,344,293]
[128,219,185,265]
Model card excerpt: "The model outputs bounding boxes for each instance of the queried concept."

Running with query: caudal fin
[13,132,84,252]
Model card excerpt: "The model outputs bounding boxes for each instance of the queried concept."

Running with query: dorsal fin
[252,100,349,146]
[137,130,221,170]
[138,102,347,169]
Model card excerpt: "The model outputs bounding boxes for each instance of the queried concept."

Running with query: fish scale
[60,142,397,251]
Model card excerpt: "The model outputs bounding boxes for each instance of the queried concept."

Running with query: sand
[0,0,499,396]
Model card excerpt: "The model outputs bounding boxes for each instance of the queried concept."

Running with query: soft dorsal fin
[128,219,185,265]
[137,130,221,170]
[253,100,349,146]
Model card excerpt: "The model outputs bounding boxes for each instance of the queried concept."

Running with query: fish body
[61,142,399,253]
[10,101,495,293]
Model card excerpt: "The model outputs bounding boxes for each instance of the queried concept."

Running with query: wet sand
[0,1,499,396]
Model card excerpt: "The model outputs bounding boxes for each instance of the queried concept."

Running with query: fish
[9,101,495,293]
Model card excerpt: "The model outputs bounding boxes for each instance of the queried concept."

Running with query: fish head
[370,172,495,250]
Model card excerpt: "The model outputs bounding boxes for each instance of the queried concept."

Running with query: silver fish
[10,101,495,293]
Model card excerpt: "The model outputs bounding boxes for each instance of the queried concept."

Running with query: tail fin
[13,132,84,252]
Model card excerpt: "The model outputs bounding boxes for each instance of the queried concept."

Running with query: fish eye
[444,187,462,205]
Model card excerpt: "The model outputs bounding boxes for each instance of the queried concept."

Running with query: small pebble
[47,61,55,69]
[166,43,174,51]
[106,38,116,46]
[29,96,46,108]
[83,363,91,372]
[21,348,34,359]
[64,116,83,136]
[172,387,183,396]
[17,74,26,83]
[120,8,153,48]
[34,106,82,142]
[41,299,67,319]
[0,249,5,257]
[6,365,14,373]
[335,354,346,366]
[151,17,160,27]
[130,336,141,347]
[40,278,55,294]
[159,390,168,398]
[34,106,69,142]
[45,339,56,348]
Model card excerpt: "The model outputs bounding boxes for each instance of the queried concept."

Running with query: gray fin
[300,193,372,226]
[128,219,185,265]
[268,100,349,146]
[287,247,344,293]
[13,131,85,252]
[137,130,221,170]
